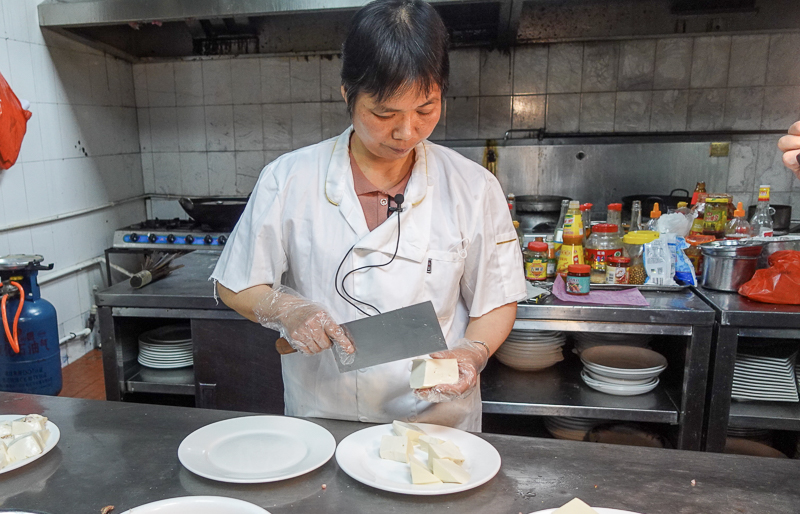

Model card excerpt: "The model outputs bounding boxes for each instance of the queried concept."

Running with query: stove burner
[127,218,233,233]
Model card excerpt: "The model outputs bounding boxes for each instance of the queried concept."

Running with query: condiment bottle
[563,201,584,239]
[647,202,662,231]
[607,203,623,236]
[622,231,659,285]
[684,234,716,275]
[585,223,623,284]
[703,196,729,239]
[690,181,706,207]
[605,256,631,284]
[507,194,517,221]
[749,185,774,237]
[629,200,643,232]
[545,236,557,278]
[566,264,591,295]
[553,199,570,260]
[689,193,708,235]
[524,242,549,282]
[513,220,523,250]
[725,202,751,240]
[675,201,691,215]
[557,235,585,278]
[580,203,593,238]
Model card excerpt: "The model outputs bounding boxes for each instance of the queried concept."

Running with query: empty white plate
[335,423,500,495]
[121,496,270,513]
[178,416,335,483]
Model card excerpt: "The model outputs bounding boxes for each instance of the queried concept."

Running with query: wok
[622,189,691,216]
[179,196,249,230]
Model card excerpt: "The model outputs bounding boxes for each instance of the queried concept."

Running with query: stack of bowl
[579,346,667,396]
[494,329,566,371]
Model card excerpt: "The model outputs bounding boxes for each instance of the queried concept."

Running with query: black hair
[341,0,449,116]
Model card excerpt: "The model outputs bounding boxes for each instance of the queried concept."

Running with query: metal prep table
[481,292,716,451]
[692,286,800,453]
[95,250,284,413]
[1,392,798,514]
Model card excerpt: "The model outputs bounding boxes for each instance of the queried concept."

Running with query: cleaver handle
[275,337,297,355]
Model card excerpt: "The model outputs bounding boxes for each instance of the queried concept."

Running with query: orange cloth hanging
[0,70,32,170]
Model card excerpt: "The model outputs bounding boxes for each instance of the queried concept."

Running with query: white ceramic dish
[140,325,192,344]
[0,414,61,474]
[121,496,270,513]
[335,423,500,495]
[581,361,664,381]
[178,416,335,484]
[138,358,193,369]
[584,369,655,386]
[530,506,644,513]
[581,371,659,396]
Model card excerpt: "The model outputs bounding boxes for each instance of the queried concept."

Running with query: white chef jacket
[211,126,526,431]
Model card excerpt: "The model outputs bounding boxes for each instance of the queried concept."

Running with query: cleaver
[274,301,448,373]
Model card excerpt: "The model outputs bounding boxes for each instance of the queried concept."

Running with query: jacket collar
[325,127,433,263]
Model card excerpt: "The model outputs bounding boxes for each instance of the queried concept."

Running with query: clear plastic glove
[254,285,355,364]
[413,338,490,403]
[777,120,800,179]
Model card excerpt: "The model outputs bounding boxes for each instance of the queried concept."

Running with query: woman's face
[345,84,442,162]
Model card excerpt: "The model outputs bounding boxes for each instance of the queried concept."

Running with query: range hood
[38,0,521,60]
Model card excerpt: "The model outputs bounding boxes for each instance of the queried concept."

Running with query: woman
[779,121,800,179]
[211,0,525,431]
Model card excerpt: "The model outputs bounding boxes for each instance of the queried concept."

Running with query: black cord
[335,195,404,316]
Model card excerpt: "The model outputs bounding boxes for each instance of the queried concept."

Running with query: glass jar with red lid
[585,223,623,284]
[566,264,591,295]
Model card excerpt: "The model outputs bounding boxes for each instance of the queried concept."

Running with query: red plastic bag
[0,70,32,170]
[738,250,800,305]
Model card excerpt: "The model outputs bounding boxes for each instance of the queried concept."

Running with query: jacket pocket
[423,249,465,320]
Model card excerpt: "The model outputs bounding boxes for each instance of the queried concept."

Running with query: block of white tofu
[379,435,412,463]
[432,458,471,484]
[7,432,45,462]
[553,498,600,514]
[392,420,426,443]
[427,440,465,466]
[409,359,459,389]
[0,422,11,439]
[409,455,442,485]
[0,440,9,469]
[417,434,444,453]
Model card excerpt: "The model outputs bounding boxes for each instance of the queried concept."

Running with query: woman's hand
[254,286,355,361]
[413,338,490,403]
[778,121,800,180]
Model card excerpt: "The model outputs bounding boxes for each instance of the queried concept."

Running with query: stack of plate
[543,416,600,441]
[727,425,772,444]
[494,330,566,371]
[138,325,193,369]
[572,332,652,355]
[579,346,667,396]
[731,349,798,402]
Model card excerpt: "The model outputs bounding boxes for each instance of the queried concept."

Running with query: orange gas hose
[1,281,24,354]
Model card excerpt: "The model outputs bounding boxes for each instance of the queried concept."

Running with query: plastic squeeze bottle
[725,202,751,240]
[647,202,662,231]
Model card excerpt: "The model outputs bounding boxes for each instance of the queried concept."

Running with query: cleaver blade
[335,301,448,373]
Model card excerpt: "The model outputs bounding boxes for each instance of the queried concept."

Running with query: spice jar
[605,256,631,284]
[622,231,659,285]
[585,223,623,284]
[685,235,716,275]
[566,264,591,295]
[524,242,548,282]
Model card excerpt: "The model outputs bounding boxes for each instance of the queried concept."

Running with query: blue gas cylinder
[0,255,62,396]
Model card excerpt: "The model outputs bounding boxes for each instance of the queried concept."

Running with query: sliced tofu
[379,435,412,463]
[392,420,426,443]
[427,439,465,466]
[432,458,471,484]
[0,422,11,439]
[0,440,9,469]
[409,359,459,389]
[417,434,445,453]
[7,432,45,461]
[409,455,442,485]
[553,498,600,514]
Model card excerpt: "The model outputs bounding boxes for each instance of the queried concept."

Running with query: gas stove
[113,219,230,251]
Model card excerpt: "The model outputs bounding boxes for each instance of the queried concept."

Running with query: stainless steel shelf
[728,401,800,431]
[480,357,680,424]
[125,366,195,396]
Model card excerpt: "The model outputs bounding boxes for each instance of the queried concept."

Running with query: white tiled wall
[135,55,350,218]
[137,33,799,213]
[0,1,145,366]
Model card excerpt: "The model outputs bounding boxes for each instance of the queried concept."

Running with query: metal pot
[622,189,691,216]
[746,204,791,232]
[179,196,249,230]
[515,195,571,233]
[750,235,800,268]
[700,240,764,292]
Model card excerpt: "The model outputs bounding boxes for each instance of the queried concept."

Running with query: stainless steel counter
[1,392,798,514]
[692,286,800,452]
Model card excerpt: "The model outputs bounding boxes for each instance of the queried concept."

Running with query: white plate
[121,496,270,513]
[531,507,644,514]
[335,423,501,496]
[581,371,659,396]
[178,416,335,483]
[138,359,194,369]
[0,414,61,474]
[584,369,655,386]
[581,361,664,381]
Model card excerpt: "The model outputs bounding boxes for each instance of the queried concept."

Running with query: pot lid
[699,240,764,256]
[0,254,44,271]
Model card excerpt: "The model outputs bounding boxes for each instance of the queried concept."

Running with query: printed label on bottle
[758,228,774,237]
[525,259,547,281]
[563,214,583,237]
[758,186,770,202]
[585,248,622,272]
[605,266,629,284]
[566,275,590,294]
